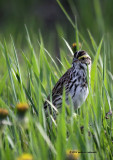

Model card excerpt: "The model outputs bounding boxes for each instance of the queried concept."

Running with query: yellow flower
[0,108,8,120]
[66,149,80,160]
[17,153,33,160]
[16,103,29,112]
[72,43,77,48]
[16,103,29,117]
[72,43,82,53]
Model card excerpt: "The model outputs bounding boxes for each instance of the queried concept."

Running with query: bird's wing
[52,68,71,96]
[44,67,72,109]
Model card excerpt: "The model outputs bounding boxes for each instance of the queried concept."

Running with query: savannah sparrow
[44,50,91,116]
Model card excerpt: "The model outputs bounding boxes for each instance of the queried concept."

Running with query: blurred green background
[0,1,113,160]
[0,0,113,57]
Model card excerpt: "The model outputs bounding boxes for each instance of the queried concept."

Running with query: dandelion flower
[0,108,9,131]
[0,108,8,121]
[66,149,80,160]
[72,43,82,53]
[17,153,33,160]
[16,103,29,117]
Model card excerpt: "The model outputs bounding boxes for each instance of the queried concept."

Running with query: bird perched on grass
[44,49,91,117]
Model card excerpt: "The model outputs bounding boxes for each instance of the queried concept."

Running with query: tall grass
[0,1,113,160]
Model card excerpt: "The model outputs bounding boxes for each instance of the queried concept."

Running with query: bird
[44,50,91,117]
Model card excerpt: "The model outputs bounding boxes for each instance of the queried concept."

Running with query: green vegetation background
[0,0,113,160]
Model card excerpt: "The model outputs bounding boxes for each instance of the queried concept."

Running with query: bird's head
[73,50,91,66]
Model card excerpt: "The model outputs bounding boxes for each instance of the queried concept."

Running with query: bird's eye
[82,57,85,60]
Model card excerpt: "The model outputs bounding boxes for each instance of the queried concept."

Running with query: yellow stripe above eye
[78,55,88,60]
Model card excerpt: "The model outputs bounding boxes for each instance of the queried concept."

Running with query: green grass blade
[91,38,103,91]
[75,22,80,51]
[25,25,39,76]
[62,37,73,55]
[23,85,38,115]
[0,71,8,95]
[36,123,57,155]
[56,0,75,28]
[88,30,97,52]
[103,82,111,111]
[3,40,17,102]
[11,37,26,101]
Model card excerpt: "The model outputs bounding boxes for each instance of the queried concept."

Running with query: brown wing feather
[44,67,72,109]
[52,68,72,96]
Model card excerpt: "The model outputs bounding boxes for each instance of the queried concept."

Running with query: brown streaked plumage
[44,50,91,116]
